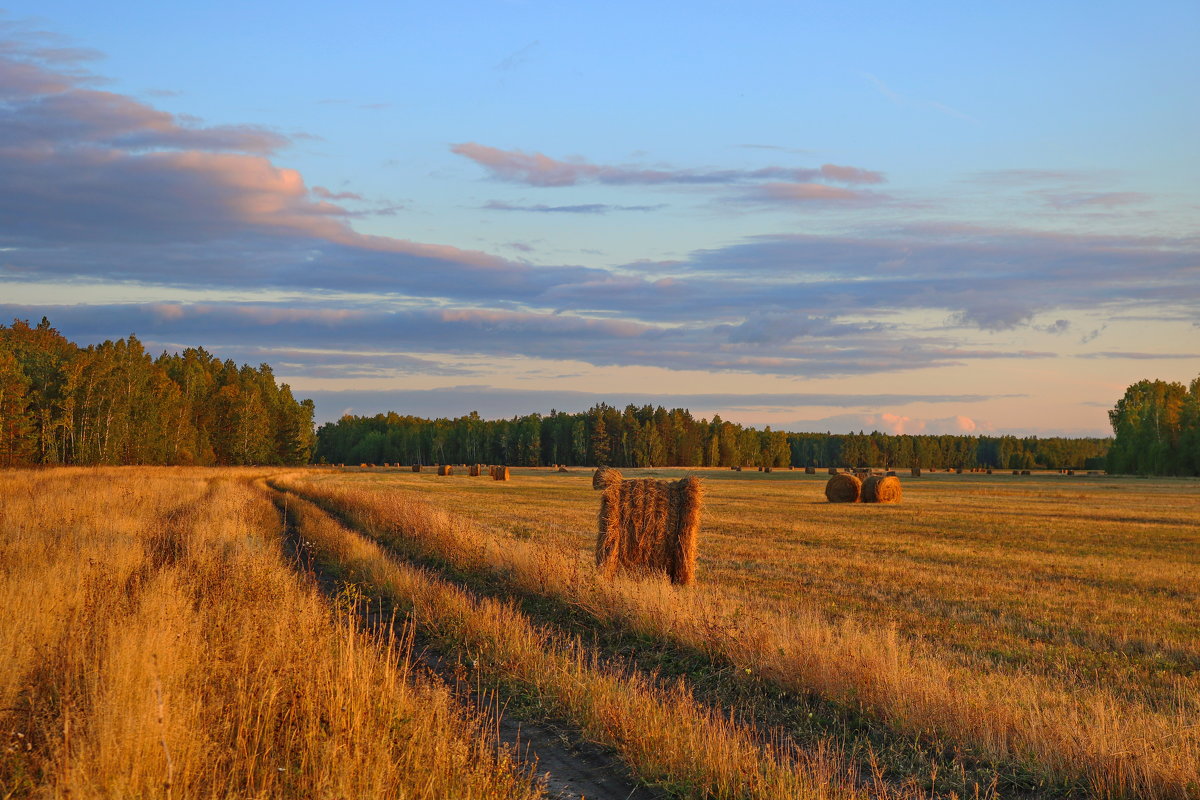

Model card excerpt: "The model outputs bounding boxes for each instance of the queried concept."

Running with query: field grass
[315,467,1199,707]
[4,465,1196,799]
[0,468,541,799]
[285,466,1200,799]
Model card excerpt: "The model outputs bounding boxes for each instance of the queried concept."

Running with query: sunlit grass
[286,466,1200,799]
[0,467,541,800]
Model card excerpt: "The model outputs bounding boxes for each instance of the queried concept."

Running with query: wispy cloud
[483,200,665,214]
[862,71,979,125]
[451,142,885,187]
[495,40,539,71]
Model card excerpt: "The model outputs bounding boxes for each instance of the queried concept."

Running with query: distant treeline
[0,318,315,467]
[316,404,1110,470]
[1107,376,1200,476]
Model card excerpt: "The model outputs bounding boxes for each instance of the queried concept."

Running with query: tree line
[0,318,315,467]
[315,403,1111,471]
[1107,376,1200,476]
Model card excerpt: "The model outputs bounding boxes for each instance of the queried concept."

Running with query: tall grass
[0,468,541,799]
[274,481,868,800]
[279,476,1200,800]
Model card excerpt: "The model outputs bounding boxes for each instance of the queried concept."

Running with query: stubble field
[3,465,1197,799]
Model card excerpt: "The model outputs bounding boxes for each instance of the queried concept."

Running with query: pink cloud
[755,182,869,202]
[451,142,885,187]
[312,186,364,201]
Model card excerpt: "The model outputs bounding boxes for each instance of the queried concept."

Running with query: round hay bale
[1021,469,1031,475]
[592,467,621,490]
[1012,469,1020,475]
[805,466,816,474]
[438,464,453,476]
[986,468,993,474]
[862,475,902,504]
[493,466,510,481]
[825,473,862,503]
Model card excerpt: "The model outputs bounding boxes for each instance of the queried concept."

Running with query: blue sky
[1,2,1197,435]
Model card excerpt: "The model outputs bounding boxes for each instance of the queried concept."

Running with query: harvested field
[8,465,1199,800]
[288,465,1200,799]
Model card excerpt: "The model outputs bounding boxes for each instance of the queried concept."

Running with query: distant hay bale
[911,467,922,477]
[828,468,838,475]
[412,464,421,473]
[763,466,772,473]
[862,475,902,504]
[1067,469,1075,476]
[986,468,993,474]
[730,465,738,470]
[956,467,964,474]
[824,473,862,503]
[492,466,510,481]
[596,475,703,585]
[438,464,453,476]
[1021,469,1031,475]
[558,465,569,473]
[469,464,481,477]
[757,466,764,472]
[360,463,368,468]
[593,467,622,490]
[734,465,742,471]
[1013,470,1020,475]
[805,466,816,474]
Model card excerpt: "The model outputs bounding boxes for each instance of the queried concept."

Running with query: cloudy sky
[2,2,1197,436]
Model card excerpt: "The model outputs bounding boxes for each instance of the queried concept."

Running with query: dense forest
[315,405,1110,471]
[1107,376,1200,476]
[14,316,1191,475]
[0,318,315,466]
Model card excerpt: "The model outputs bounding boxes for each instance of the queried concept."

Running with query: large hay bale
[593,467,622,490]
[469,464,481,477]
[412,464,421,473]
[862,475,902,504]
[492,466,510,481]
[805,466,816,474]
[825,473,862,503]
[596,475,703,585]
[438,464,453,476]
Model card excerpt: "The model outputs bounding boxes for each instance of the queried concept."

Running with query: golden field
[2,465,1197,799]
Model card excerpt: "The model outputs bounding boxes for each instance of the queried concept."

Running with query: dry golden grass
[0,467,540,800]
[284,468,1200,800]
[273,481,865,800]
